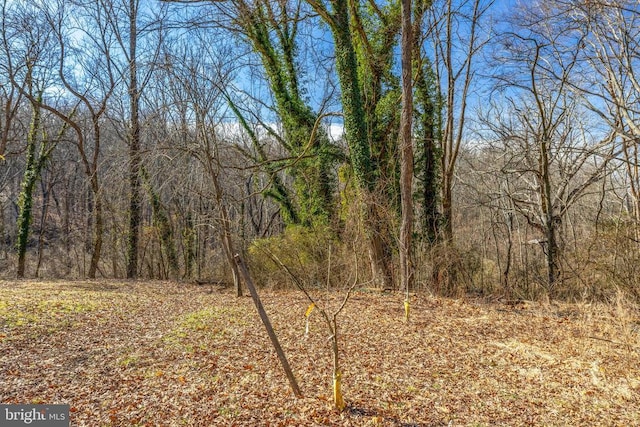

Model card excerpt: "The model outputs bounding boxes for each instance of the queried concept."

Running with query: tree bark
[126,0,141,279]
[16,96,42,278]
[307,0,393,288]
[88,171,103,278]
[399,0,414,292]
[212,174,242,297]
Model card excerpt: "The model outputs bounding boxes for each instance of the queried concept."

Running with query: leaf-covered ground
[1,280,639,426]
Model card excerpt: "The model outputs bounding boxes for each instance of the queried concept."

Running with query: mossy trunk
[16,101,43,278]
[126,0,141,279]
[238,1,335,227]
[183,212,196,280]
[414,54,441,244]
[324,0,393,288]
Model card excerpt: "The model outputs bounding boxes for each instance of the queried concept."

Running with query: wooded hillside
[1,0,639,302]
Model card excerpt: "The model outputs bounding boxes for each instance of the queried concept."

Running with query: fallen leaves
[0,280,639,426]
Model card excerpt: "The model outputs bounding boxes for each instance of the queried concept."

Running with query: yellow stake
[304,303,315,317]
[404,299,410,322]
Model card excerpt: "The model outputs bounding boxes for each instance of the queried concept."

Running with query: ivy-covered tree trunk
[399,0,414,293]
[308,0,393,288]
[126,0,142,279]
[234,0,336,227]
[183,211,196,280]
[16,98,43,278]
[348,0,402,217]
[224,95,300,225]
[413,14,441,244]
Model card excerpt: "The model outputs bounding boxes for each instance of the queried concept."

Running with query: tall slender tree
[413,0,440,244]
[16,86,44,278]
[399,0,414,292]
[428,0,491,244]
[101,0,166,278]
[1,0,61,277]
[125,0,142,278]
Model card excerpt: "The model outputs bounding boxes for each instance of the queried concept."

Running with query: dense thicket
[0,0,638,301]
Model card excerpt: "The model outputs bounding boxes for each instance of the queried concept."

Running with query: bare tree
[428,0,492,244]
[0,0,65,277]
[0,0,23,160]
[36,0,119,278]
[482,9,616,292]
[99,0,167,279]
[560,0,640,235]
[156,31,245,292]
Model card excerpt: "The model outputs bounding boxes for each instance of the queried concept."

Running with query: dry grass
[1,280,639,426]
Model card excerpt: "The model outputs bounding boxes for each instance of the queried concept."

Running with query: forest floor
[1,280,639,426]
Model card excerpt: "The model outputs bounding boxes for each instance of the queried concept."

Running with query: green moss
[0,295,98,328]
[163,306,249,352]
[118,354,139,368]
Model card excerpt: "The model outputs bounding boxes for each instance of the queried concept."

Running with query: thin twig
[587,335,639,352]
[335,253,359,317]
[262,248,315,305]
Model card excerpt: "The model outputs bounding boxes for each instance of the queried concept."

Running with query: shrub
[247,225,339,289]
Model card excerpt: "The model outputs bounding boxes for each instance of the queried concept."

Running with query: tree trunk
[399,0,414,292]
[222,218,242,297]
[331,320,345,411]
[365,209,393,289]
[413,0,440,245]
[540,136,559,292]
[503,212,513,296]
[441,177,454,244]
[211,169,242,296]
[88,174,103,279]
[235,0,335,227]
[35,179,52,277]
[183,211,196,280]
[126,0,141,279]
[224,96,300,225]
[142,167,179,280]
[313,0,393,289]
[16,95,43,278]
